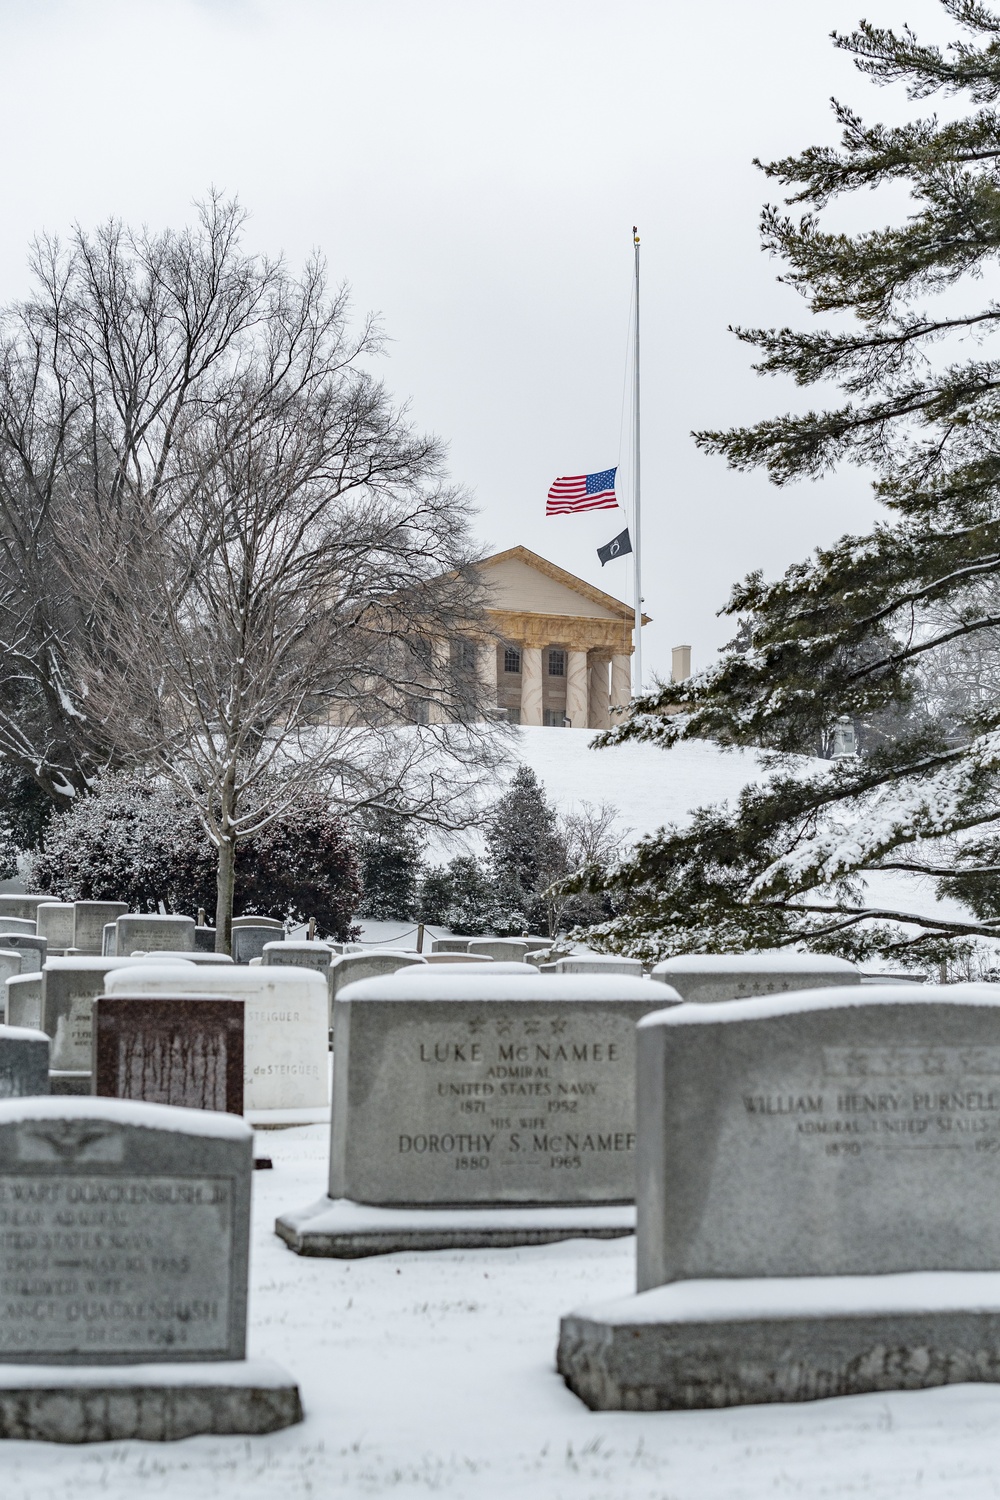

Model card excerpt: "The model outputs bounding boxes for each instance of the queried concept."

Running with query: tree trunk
[215,833,235,955]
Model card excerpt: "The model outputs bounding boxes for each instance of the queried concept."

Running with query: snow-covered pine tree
[588,2,1000,967]
[486,766,566,936]
[356,810,424,921]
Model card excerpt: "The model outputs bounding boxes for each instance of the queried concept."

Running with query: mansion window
[543,709,567,727]
[504,646,521,674]
[547,649,566,677]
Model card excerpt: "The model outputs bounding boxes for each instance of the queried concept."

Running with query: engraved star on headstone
[495,1019,513,1036]
[523,1020,541,1035]
[550,1018,568,1034]
[467,1018,487,1033]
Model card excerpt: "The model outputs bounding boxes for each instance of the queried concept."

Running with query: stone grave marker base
[48,1070,90,1095]
[276,1195,634,1256]
[558,1271,1000,1410]
[0,1359,302,1441]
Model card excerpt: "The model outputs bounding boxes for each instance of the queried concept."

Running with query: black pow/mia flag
[597,527,632,567]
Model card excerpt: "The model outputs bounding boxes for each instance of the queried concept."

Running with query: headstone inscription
[558,984,1000,1410]
[93,995,245,1114]
[35,903,75,951]
[72,901,128,955]
[104,964,329,1116]
[650,950,860,1003]
[430,938,471,954]
[6,973,42,1030]
[116,913,196,955]
[275,971,681,1256]
[0,1095,301,1439]
[0,1025,49,1096]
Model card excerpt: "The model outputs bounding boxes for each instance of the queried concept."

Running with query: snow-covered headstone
[104,963,329,1119]
[0,1096,301,1439]
[465,938,532,962]
[329,950,426,1005]
[276,970,679,1256]
[72,900,128,954]
[650,950,859,1003]
[542,956,645,977]
[42,957,196,1087]
[6,973,41,1029]
[116,913,196,955]
[559,983,1000,1411]
[35,902,75,951]
[0,1024,49,1096]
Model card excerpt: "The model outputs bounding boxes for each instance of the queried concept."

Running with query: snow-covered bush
[28,774,362,938]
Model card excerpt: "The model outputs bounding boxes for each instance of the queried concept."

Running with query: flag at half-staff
[597,527,632,566]
[546,466,618,515]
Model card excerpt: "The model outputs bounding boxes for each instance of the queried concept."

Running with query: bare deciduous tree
[65,218,505,949]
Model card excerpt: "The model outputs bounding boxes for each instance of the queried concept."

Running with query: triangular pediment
[476,546,646,623]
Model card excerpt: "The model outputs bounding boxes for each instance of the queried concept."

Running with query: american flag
[546,466,618,516]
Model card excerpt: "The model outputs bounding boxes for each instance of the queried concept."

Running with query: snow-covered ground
[8,1123,1000,1499]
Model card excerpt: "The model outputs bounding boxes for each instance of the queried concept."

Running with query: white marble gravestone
[276,970,680,1256]
[104,963,329,1119]
[0,1095,301,1440]
[558,983,1000,1411]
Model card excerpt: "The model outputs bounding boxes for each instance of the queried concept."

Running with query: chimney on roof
[671,645,692,684]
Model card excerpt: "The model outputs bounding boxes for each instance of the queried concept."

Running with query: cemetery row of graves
[0,892,996,1443]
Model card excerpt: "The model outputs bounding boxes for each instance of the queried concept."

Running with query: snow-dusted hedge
[27,774,362,938]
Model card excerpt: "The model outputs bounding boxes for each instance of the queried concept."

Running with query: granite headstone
[93,995,245,1114]
[649,951,860,1004]
[72,901,128,955]
[35,903,75,951]
[116,914,196,955]
[6,973,42,1030]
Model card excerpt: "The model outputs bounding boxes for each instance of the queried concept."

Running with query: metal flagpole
[632,226,643,695]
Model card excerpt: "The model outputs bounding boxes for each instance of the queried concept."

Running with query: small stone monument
[0,1025,49,1095]
[93,994,245,1113]
[262,939,334,977]
[542,956,645,977]
[43,957,183,1090]
[276,970,679,1256]
[0,895,48,921]
[116,913,196,955]
[232,924,285,965]
[6,972,42,1030]
[0,917,37,937]
[5,933,47,972]
[0,947,21,994]
[104,963,329,1121]
[465,938,532,962]
[35,902,75,952]
[329,950,426,1004]
[650,950,859,1003]
[558,983,1000,1409]
[73,901,129,955]
[430,937,471,954]
[0,1095,301,1439]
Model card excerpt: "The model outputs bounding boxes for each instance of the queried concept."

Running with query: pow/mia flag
[597,526,632,567]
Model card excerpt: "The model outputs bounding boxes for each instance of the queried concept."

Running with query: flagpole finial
[633,225,639,244]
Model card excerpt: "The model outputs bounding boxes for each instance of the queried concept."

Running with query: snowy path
[6,1123,1000,1498]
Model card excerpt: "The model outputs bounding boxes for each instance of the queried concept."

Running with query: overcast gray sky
[0,0,956,682]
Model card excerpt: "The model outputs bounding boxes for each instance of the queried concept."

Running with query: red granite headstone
[92,994,244,1114]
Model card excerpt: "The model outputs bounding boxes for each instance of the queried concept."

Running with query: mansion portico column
[588,653,611,731]
[478,641,498,717]
[520,646,543,725]
[566,650,588,728]
[610,654,631,716]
